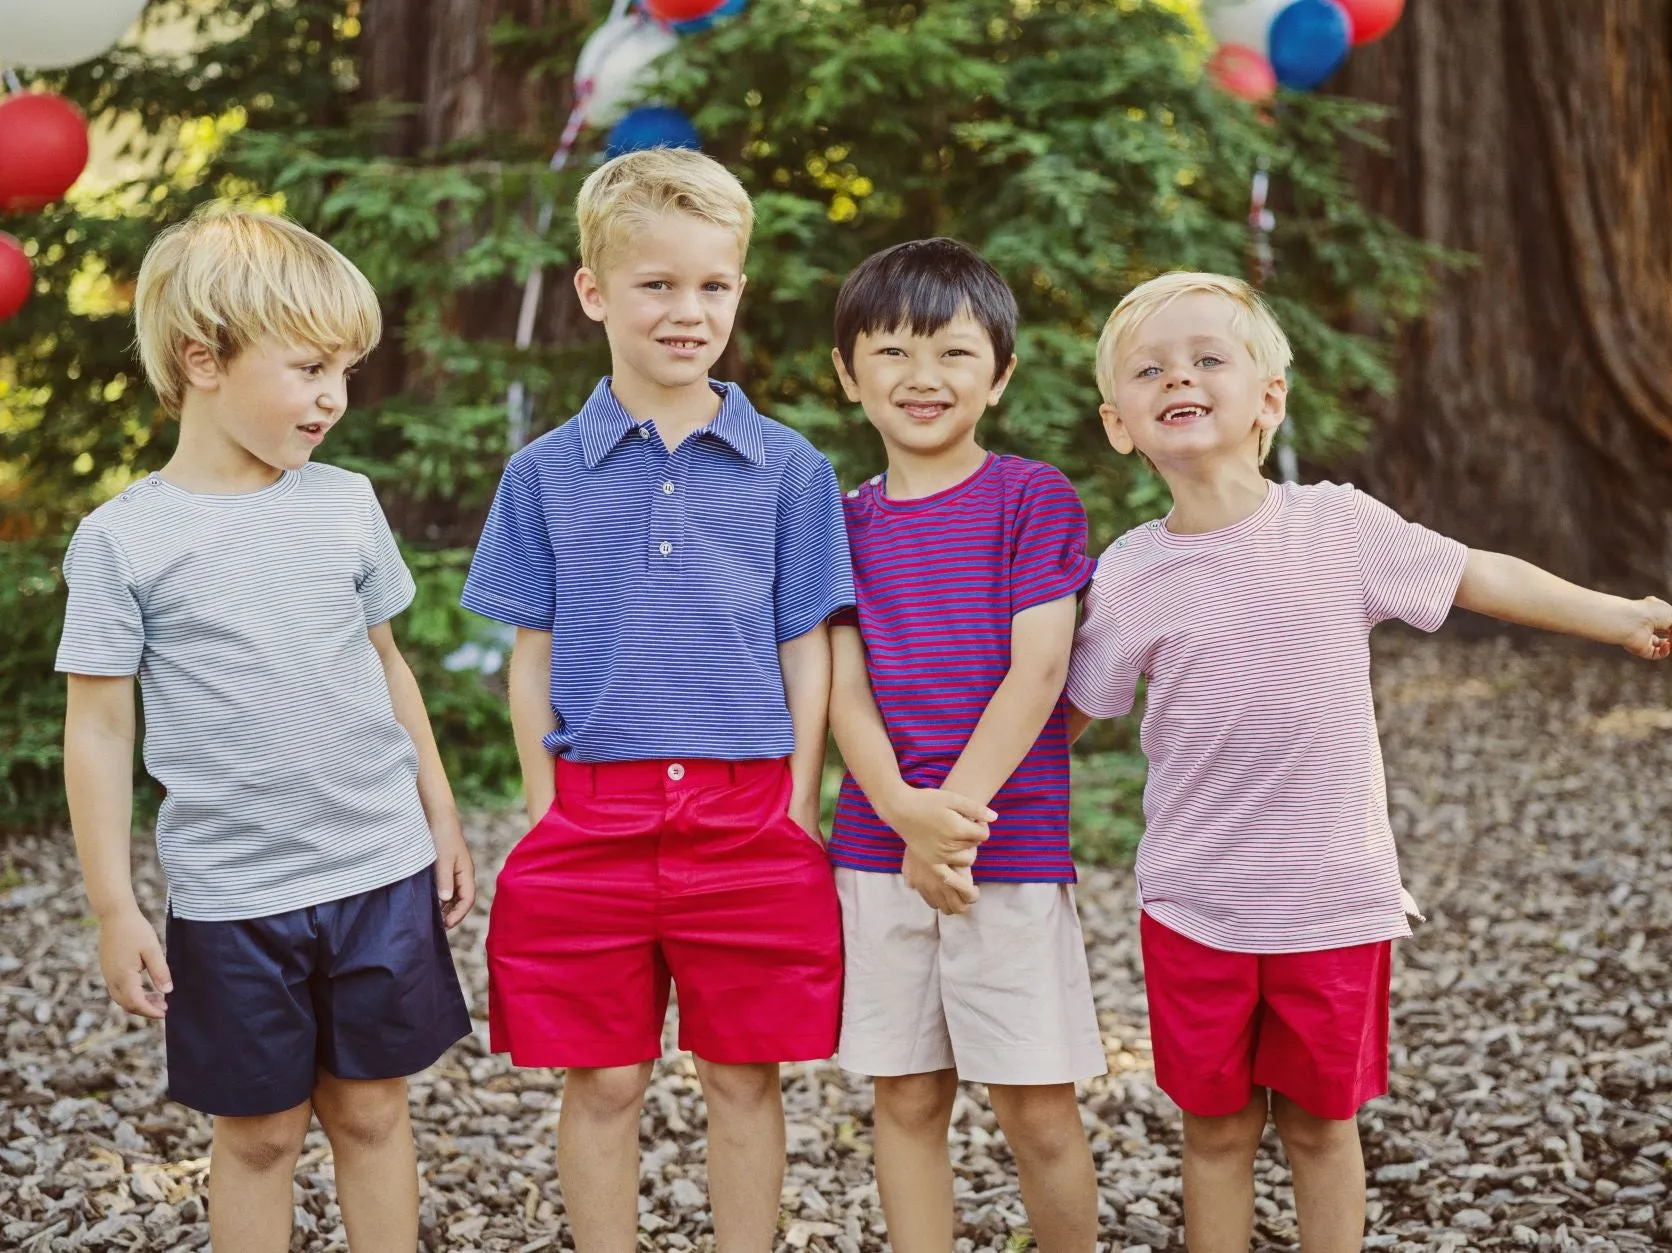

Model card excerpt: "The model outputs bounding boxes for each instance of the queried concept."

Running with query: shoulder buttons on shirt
[845,490,858,499]
[1149,520,1161,528]
[638,427,651,440]
[870,475,882,485]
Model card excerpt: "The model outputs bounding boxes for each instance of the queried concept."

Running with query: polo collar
[576,378,766,469]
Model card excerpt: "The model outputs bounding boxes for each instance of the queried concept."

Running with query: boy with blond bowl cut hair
[1068,270,1671,1252]
[827,238,1105,1253]
[462,147,853,1253]
[59,205,475,1253]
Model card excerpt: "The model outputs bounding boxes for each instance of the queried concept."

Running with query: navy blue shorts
[164,864,472,1117]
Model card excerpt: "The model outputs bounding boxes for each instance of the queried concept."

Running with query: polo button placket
[648,440,686,578]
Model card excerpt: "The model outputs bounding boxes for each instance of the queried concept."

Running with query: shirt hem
[1140,902,1412,954]
[163,842,437,924]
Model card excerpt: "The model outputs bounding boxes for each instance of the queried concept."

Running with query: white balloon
[0,0,146,70]
[1202,0,1287,60]
[574,14,678,127]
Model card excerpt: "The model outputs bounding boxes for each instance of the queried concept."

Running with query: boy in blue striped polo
[461,147,853,1252]
[827,239,1104,1253]
[58,206,473,1251]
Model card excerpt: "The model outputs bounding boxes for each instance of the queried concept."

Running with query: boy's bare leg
[872,1069,960,1253]
[311,1072,418,1253]
[987,1082,1097,1253]
[1271,1094,1365,1253]
[558,1062,656,1253]
[1181,1089,1267,1253]
[694,1058,786,1252]
[208,1100,312,1253]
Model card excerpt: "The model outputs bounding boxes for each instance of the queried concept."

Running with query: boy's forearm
[941,665,1066,807]
[509,629,558,823]
[1456,550,1641,645]
[63,679,141,920]
[778,623,832,816]
[375,631,459,827]
[829,629,911,819]
[942,596,1076,806]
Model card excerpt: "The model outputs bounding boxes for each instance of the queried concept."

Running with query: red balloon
[0,93,91,212]
[0,234,31,322]
[1208,43,1277,103]
[641,0,726,22]
[1337,0,1403,45]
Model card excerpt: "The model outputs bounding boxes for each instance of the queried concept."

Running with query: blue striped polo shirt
[829,454,1095,882]
[461,378,854,763]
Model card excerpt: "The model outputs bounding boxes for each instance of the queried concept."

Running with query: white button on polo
[638,427,651,440]
[659,541,673,557]
[667,762,686,781]
[663,481,675,495]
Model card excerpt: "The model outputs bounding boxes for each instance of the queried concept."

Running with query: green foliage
[1,0,1441,847]
[0,540,73,830]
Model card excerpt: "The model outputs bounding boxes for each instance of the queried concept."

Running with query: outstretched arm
[1455,551,1671,660]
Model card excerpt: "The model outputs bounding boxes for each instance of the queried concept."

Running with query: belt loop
[586,762,599,796]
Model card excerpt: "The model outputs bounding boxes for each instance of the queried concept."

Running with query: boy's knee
[1272,1098,1357,1157]
[215,1103,311,1173]
[314,1078,409,1150]
[988,1084,1085,1159]
[694,1059,780,1111]
[874,1070,958,1134]
[564,1063,654,1124]
[1183,1099,1267,1162]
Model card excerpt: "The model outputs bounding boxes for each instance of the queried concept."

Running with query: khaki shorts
[835,868,1108,1086]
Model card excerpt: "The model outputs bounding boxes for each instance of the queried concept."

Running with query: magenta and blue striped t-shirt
[829,454,1096,883]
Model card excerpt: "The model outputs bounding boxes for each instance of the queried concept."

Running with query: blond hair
[134,204,381,415]
[1096,271,1292,459]
[576,147,753,276]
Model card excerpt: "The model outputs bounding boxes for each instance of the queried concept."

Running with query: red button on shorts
[487,756,842,1068]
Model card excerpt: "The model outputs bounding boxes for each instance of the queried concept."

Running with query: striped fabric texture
[1066,481,1469,954]
[55,466,436,922]
[829,455,1096,882]
[461,378,854,763]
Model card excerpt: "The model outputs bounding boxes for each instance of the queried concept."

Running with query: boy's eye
[643,281,670,291]
[703,281,730,293]
[943,348,970,358]
[876,346,906,357]
[1135,365,1160,379]
[1198,355,1223,368]
[301,363,324,376]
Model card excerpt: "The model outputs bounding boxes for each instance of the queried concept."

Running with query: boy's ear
[180,341,222,392]
[1099,402,1135,455]
[1254,373,1288,441]
[831,347,862,403]
[987,353,1018,405]
[573,267,607,324]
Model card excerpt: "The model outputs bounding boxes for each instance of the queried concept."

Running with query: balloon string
[1248,155,1298,483]
[504,0,637,453]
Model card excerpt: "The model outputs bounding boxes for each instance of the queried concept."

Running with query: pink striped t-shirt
[1065,481,1468,954]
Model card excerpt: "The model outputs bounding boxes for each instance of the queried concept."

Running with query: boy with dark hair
[829,238,1104,1253]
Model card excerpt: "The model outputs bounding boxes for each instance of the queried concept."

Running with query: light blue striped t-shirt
[461,378,855,763]
[55,465,437,922]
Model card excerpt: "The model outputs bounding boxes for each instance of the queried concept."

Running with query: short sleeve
[461,454,558,631]
[775,453,855,643]
[1351,488,1467,631]
[1065,561,1141,718]
[355,477,417,628]
[1010,465,1095,614]
[56,520,144,676]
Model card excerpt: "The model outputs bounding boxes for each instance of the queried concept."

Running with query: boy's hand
[432,816,477,929]
[98,906,170,1020]
[788,795,825,845]
[1620,596,1672,660]
[882,786,994,866]
[904,850,980,915]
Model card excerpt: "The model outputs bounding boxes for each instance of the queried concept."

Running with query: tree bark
[1333,0,1672,592]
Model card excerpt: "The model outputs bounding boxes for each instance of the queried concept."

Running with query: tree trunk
[1333,0,1672,592]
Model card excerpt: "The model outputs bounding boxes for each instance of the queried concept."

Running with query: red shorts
[486,757,841,1069]
[1139,912,1391,1120]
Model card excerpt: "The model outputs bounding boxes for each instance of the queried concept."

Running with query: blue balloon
[671,0,745,34]
[605,106,702,157]
[1268,0,1351,91]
